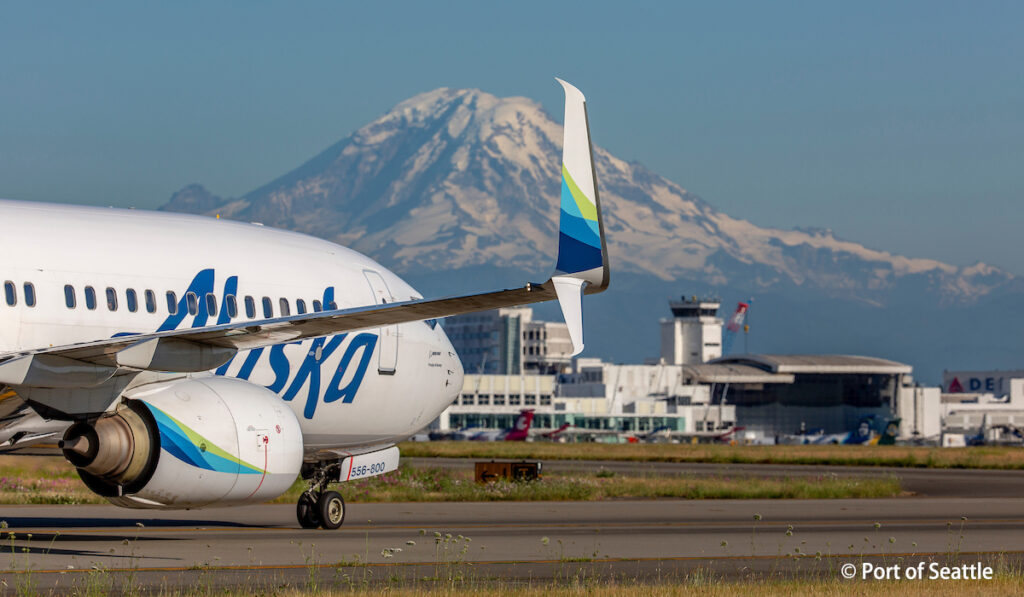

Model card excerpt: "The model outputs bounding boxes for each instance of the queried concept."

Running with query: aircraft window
[64,285,76,309]
[262,297,273,318]
[126,288,138,312]
[106,287,118,311]
[279,298,291,317]
[226,295,238,319]
[186,292,199,316]
[205,293,217,316]
[244,296,256,319]
[296,299,307,315]
[166,291,177,315]
[145,290,156,313]
[23,283,36,308]
[312,300,322,312]
[85,286,97,310]
[3,281,14,306]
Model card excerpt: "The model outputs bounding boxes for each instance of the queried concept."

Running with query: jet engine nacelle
[61,377,303,509]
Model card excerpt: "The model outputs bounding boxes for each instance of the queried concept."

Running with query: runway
[1,495,1023,592]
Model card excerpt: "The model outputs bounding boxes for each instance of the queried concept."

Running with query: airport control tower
[660,296,723,365]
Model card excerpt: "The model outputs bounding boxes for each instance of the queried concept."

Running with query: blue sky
[2,2,1022,272]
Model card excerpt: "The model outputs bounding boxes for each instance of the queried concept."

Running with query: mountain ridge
[160,86,1024,381]
[162,87,1013,307]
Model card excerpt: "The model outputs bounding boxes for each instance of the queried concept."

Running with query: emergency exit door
[363,270,398,374]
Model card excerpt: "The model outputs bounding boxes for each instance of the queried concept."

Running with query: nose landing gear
[296,462,346,530]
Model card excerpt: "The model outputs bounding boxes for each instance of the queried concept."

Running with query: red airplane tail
[504,409,535,441]
[543,423,572,438]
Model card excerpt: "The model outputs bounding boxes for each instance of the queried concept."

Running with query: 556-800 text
[350,462,386,478]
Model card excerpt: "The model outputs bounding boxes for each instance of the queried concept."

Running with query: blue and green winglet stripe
[555,164,602,275]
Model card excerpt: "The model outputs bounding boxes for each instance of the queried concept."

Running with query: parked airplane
[0,79,609,530]
[468,409,535,441]
[780,417,869,445]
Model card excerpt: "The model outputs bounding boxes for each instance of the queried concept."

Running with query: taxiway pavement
[0,495,1022,592]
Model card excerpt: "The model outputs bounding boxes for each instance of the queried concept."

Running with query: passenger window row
[58,285,338,320]
[3,281,36,308]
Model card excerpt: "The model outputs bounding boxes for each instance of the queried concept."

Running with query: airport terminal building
[431,298,943,442]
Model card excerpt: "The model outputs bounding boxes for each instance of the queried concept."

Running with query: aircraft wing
[0,79,609,385]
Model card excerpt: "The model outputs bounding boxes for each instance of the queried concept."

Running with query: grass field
[269,464,899,503]
[261,578,1024,597]
[0,456,899,505]
[399,441,1024,469]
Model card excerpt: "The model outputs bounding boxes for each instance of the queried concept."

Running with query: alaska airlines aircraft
[0,80,608,530]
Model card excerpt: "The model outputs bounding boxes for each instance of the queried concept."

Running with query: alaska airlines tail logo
[159,269,377,419]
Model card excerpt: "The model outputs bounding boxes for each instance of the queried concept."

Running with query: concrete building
[436,362,738,440]
[896,384,942,441]
[556,361,736,435]
[445,307,572,375]
[942,369,1024,396]
[441,373,556,432]
[939,378,1024,445]
[660,296,723,365]
[434,296,949,445]
[709,355,914,439]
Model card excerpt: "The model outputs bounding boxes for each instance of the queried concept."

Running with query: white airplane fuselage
[0,199,464,454]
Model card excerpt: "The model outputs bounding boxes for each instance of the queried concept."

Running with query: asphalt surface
[0,494,1022,592]
[0,460,1023,592]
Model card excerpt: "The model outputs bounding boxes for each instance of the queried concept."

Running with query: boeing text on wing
[0,80,609,529]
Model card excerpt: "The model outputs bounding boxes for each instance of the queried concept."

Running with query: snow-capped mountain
[163,87,1012,305]
[161,87,1024,381]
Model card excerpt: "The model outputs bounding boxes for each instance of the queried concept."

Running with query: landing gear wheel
[296,493,320,529]
[318,491,345,530]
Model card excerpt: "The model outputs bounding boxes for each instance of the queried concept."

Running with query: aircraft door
[363,270,398,374]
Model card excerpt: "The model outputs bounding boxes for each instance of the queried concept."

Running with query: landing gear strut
[296,462,346,530]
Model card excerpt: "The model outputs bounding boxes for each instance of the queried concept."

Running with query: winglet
[553,78,609,291]
[550,79,610,356]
